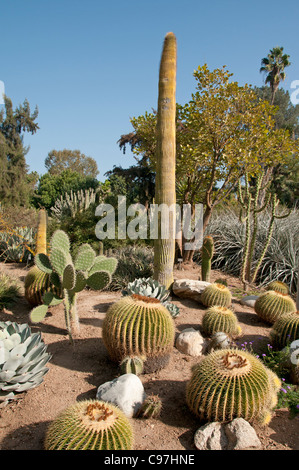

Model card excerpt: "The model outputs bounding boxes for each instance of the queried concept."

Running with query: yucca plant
[0,321,51,406]
[186,348,281,424]
[30,229,117,342]
[44,400,134,450]
[102,294,175,372]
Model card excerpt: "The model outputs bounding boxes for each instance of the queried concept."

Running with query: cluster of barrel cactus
[0,321,51,406]
[44,399,134,450]
[30,229,117,341]
[102,293,175,372]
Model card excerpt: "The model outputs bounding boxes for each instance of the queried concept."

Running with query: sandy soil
[0,262,298,451]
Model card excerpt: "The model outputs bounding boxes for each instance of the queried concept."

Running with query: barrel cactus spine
[186,348,281,425]
[270,311,299,349]
[202,306,242,338]
[254,290,296,324]
[30,230,117,342]
[201,236,214,282]
[44,400,134,450]
[200,283,232,308]
[102,294,175,373]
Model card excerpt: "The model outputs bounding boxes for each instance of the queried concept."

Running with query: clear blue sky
[1,0,298,180]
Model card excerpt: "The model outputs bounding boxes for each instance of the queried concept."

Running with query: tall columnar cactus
[30,230,117,342]
[102,294,175,373]
[153,32,177,289]
[254,290,296,324]
[44,400,134,450]
[270,311,299,349]
[25,209,62,306]
[200,283,232,308]
[202,306,242,338]
[201,236,214,282]
[186,348,281,424]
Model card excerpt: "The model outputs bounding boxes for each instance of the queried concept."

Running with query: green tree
[260,46,291,105]
[33,169,99,210]
[0,96,39,206]
[45,149,99,178]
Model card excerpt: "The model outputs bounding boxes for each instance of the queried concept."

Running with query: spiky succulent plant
[186,348,281,425]
[254,291,296,324]
[103,294,175,373]
[202,306,242,338]
[200,283,232,308]
[122,277,180,318]
[0,321,51,406]
[44,400,134,450]
[30,230,117,342]
[265,280,289,295]
[270,311,299,349]
[119,355,145,375]
[136,394,162,419]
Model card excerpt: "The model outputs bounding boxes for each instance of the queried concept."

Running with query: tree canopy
[45,149,99,178]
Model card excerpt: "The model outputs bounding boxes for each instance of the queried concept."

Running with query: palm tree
[260,46,291,104]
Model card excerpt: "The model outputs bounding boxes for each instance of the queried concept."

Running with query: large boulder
[96,373,146,418]
[172,279,211,302]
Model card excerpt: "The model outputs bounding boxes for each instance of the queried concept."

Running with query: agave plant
[122,277,180,318]
[0,321,51,406]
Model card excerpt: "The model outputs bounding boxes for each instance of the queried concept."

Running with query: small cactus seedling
[44,400,134,450]
[119,356,145,375]
[30,230,117,342]
[136,394,162,419]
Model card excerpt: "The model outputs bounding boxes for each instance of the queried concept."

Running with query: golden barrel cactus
[270,311,299,349]
[200,283,232,308]
[254,291,296,324]
[202,306,242,338]
[186,348,281,425]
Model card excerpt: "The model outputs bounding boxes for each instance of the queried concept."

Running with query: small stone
[172,279,211,302]
[194,422,227,450]
[240,295,259,308]
[225,418,262,450]
[175,328,207,356]
[96,373,146,418]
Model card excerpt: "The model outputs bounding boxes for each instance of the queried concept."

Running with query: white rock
[172,279,211,302]
[194,422,227,450]
[175,328,206,356]
[194,418,261,450]
[96,373,146,418]
[240,295,259,308]
[225,418,262,450]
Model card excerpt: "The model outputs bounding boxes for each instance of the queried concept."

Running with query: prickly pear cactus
[186,348,281,424]
[103,294,175,373]
[254,291,296,324]
[44,400,134,450]
[30,230,117,342]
